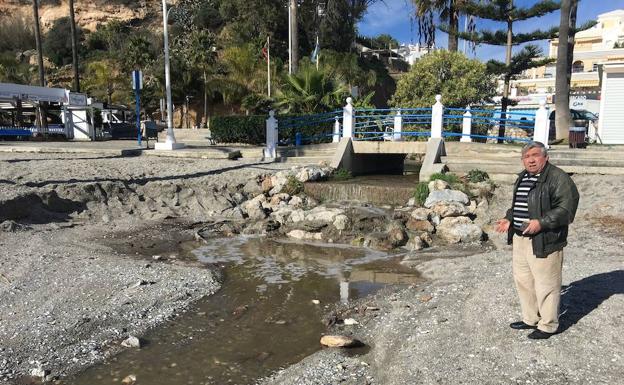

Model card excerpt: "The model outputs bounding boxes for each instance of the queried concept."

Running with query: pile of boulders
[200,166,493,255]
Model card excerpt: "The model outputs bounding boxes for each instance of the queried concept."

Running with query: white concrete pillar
[264,110,277,158]
[461,106,472,143]
[533,99,549,147]
[333,116,340,143]
[342,97,354,138]
[431,94,443,140]
[393,108,403,141]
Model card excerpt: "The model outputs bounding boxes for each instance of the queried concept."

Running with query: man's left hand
[522,219,542,235]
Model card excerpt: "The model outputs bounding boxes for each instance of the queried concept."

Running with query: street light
[155,0,184,150]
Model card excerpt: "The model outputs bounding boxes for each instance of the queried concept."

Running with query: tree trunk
[498,0,513,143]
[32,0,47,130]
[447,0,459,52]
[203,70,208,128]
[69,0,80,92]
[555,0,578,141]
[290,0,298,73]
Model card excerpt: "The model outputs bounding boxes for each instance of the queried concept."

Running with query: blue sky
[358,0,624,62]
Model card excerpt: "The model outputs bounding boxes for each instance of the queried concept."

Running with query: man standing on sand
[496,141,579,340]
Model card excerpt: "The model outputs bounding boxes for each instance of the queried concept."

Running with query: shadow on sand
[559,269,624,333]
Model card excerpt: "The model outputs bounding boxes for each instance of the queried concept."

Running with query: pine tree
[456,0,560,141]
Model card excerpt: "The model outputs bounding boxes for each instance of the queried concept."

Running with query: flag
[262,38,269,62]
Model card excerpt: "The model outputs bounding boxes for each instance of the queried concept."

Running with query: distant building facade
[511,9,624,98]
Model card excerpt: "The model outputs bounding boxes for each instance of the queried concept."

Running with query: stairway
[442,142,624,183]
[276,143,338,164]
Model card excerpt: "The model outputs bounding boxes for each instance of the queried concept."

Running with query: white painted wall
[598,64,624,144]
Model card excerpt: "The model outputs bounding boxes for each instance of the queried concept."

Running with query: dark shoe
[509,321,537,330]
[528,329,555,340]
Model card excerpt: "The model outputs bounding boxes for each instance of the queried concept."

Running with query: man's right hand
[495,219,510,233]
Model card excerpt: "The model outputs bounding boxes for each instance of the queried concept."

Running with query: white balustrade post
[461,106,472,143]
[533,99,550,147]
[264,110,277,158]
[393,108,403,141]
[430,94,444,140]
[342,97,354,138]
[333,116,340,143]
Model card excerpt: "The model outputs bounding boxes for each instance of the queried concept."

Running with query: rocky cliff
[0,0,165,31]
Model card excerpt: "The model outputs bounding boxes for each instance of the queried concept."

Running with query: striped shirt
[512,173,540,231]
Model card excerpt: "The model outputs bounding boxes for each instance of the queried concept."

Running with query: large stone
[244,200,268,220]
[363,233,394,251]
[305,207,345,223]
[287,229,322,241]
[296,169,310,182]
[121,336,141,348]
[428,179,450,191]
[436,216,483,244]
[411,208,433,221]
[289,195,304,208]
[271,207,293,224]
[405,236,425,251]
[270,193,290,206]
[320,335,361,348]
[261,178,273,193]
[290,209,306,223]
[420,232,433,246]
[333,214,350,231]
[243,179,263,195]
[387,222,408,247]
[406,218,434,233]
[424,190,470,208]
[430,201,469,218]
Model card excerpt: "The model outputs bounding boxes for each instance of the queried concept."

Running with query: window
[593,63,598,72]
[572,61,584,73]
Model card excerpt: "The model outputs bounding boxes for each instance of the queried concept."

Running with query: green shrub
[281,176,304,195]
[413,182,429,206]
[466,169,490,183]
[209,115,266,144]
[330,168,352,181]
[429,172,461,185]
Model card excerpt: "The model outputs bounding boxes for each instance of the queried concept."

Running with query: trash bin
[569,126,586,149]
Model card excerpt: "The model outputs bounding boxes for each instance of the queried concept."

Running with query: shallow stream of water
[70,236,421,385]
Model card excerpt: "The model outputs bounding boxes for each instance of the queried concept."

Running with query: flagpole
[288,6,292,74]
[267,36,271,98]
[316,35,319,70]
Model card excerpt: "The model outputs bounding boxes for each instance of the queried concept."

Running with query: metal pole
[136,88,141,147]
[162,0,176,144]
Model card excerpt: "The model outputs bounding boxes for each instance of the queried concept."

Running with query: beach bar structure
[0,82,94,140]
[598,61,624,144]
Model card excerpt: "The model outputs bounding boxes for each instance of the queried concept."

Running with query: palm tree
[68,0,80,92]
[276,63,347,113]
[32,0,47,130]
[412,0,461,51]
[185,30,217,127]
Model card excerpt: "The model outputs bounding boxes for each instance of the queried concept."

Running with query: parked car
[548,109,598,142]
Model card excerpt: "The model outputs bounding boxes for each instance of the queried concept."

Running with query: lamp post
[156,0,184,150]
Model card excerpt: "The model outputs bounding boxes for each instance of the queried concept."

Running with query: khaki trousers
[512,234,563,333]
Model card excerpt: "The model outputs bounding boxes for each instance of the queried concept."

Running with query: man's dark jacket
[506,162,580,257]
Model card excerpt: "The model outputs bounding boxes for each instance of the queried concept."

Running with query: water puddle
[70,236,421,385]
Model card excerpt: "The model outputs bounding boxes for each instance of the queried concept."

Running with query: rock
[121,336,141,348]
[467,199,478,215]
[387,222,408,247]
[270,193,290,206]
[242,219,281,235]
[271,207,293,224]
[243,179,263,195]
[221,206,245,219]
[287,229,323,241]
[420,232,433,246]
[244,199,268,220]
[410,208,432,221]
[122,374,137,385]
[231,192,246,204]
[467,181,495,198]
[406,197,416,207]
[406,218,434,233]
[406,236,425,251]
[436,216,483,244]
[261,177,273,193]
[305,207,345,223]
[288,196,304,208]
[430,201,469,218]
[424,190,470,207]
[430,214,441,226]
[363,233,394,251]
[290,209,306,223]
[311,299,321,305]
[152,255,165,261]
[333,214,350,231]
[30,367,48,378]
[296,169,310,182]
[343,318,359,325]
[428,179,450,191]
[320,335,362,348]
